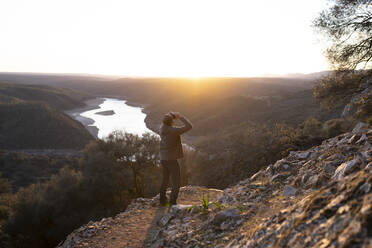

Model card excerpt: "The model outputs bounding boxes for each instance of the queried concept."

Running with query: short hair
[163,114,173,126]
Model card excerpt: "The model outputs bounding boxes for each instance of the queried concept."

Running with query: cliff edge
[57,122,372,248]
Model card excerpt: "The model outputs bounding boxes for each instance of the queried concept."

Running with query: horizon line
[0,70,332,79]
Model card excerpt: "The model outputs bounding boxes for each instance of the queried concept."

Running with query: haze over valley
[0,0,371,247]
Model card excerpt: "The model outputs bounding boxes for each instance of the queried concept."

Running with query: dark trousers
[159,160,180,204]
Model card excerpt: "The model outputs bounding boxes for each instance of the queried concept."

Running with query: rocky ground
[57,122,372,248]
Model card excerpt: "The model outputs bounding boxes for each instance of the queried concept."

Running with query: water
[80,98,155,139]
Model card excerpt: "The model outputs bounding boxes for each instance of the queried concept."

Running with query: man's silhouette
[159,112,193,206]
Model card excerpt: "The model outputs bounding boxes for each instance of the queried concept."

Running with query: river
[67,98,156,139]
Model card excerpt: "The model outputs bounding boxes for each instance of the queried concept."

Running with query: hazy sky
[0,0,330,77]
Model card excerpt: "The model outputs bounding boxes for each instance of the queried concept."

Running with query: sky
[0,0,330,77]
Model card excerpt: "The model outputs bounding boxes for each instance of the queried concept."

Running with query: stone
[265,164,274,175]
[341,103,357,117]
[220,221,231,230]
[307,175,320,188]
[169,204,193,215]
[158,214,173,227]
[297,151,310,160]
[250,170,265,181]
[352,122,369,134]
[359,183,371,194]
[366,161,372,170]
[283,164,290,170]
[324,163,336,175]
[348,134,360,144]
[337,137,349,147]
[212,209,241,226]
[283,185,297,197]
[271,173,289,183]
[333,159,360,181]
[356,134,367,144]
[273,159,288,170]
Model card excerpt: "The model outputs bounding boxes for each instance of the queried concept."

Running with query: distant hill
[0,82,91,110]
[0,82,94,149]
[0,72,319,99]
[280,71,333,80]
[0,72,341,150]
[0,72,121,97]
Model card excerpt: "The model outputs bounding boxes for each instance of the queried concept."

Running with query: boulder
[169,204,193,215]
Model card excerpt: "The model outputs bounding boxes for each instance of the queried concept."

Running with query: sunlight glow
[0,0,329,77]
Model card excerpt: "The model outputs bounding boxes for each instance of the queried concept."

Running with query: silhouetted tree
[314,0,372,70]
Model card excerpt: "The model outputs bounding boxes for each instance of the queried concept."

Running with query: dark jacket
[159,116,193,160]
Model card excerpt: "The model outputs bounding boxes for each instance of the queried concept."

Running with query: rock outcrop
[341,77,372,118]
[57,123,372,248]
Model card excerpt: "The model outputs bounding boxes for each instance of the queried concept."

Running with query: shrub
[5,168,83,248]
[4,131,163,248]
[323,118,354,138]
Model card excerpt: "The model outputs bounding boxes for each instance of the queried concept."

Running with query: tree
[106,131,160,197]
[314,0,372,70]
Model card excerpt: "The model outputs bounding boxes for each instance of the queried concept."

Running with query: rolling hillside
[0,82,94,149]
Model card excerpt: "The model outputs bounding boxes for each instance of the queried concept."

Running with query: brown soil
[72,187,223,248]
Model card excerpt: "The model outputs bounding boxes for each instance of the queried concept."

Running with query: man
[159,111,193,206]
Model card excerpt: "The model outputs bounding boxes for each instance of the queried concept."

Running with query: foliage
[5,168,84,248]
[2,131,163,248]
[0,174,13,248]
[313,0,372,70]
[187,189,222,213]
[0,150,79,191]
[107,131,160,197]
[323,118,355,138]
[313,70,371,107]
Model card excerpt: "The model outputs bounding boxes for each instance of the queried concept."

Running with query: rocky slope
[57,122,372,248]
[341,76,372,118]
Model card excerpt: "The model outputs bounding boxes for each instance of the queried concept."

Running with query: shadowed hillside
[0,82,94,149]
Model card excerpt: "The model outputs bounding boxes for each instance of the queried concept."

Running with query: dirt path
[62,186,223,248]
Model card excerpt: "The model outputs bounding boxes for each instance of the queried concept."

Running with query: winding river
[67,98,156,139]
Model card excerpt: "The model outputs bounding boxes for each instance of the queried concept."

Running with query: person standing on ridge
[159,112,193,206]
